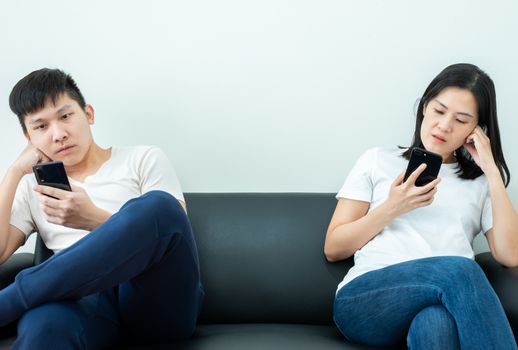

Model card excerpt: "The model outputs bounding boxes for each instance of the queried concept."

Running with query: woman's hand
[463,126,497,174]
[383,164,441,219]
[12,143,50,177]
[33,184,111,231]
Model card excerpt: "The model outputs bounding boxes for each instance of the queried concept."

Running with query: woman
[325,63,518,349]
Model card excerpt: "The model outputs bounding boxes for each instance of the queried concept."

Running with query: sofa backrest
[34,193,353,325]
[185,193,352,325]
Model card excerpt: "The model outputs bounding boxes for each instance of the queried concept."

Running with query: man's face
[24,93,95,167]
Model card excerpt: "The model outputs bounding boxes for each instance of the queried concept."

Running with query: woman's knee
[407,305,460,350]
[438,256,486,283]
[16,303,86,349]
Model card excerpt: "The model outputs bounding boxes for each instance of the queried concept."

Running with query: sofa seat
[123,324,401,350]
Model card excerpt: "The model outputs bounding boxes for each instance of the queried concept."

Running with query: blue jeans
[334,256,517,350]
[0,191,204,349]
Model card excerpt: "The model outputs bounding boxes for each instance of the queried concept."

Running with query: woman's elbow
[324,250,338,263]
[324,244,351,263]
[492,250,518,268]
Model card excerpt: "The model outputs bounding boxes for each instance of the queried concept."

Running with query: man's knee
[16,303,86,349]
[138,191,186,221]
[407,305,460,350]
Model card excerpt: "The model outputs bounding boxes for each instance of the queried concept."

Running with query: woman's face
[421,86,479,163]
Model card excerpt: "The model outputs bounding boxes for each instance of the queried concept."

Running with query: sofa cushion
[184,193,351,325]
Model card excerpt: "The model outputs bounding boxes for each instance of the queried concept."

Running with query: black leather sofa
[0,193,517,349]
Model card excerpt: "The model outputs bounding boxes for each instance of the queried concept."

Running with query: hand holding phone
[33,161,71,192]
[403,148,442,187]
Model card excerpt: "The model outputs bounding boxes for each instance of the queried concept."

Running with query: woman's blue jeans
[334,256,517,349]
[0,190,204,349]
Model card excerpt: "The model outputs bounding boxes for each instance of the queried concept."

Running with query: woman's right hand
[383,164,441,218]
[11,143,50,177]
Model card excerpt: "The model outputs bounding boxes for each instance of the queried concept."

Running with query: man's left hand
[34,184,111,231]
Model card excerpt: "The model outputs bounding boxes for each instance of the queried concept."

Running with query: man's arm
[0,226,26,265]
[0,144,49,262]
[0,167,28,261]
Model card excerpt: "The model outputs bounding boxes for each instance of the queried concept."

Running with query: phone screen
[33,161,72,191]
[403,148,442,186]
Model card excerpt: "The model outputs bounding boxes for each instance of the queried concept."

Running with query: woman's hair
[402,63,510,187]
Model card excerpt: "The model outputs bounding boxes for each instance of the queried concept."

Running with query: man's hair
[9,68,86,132]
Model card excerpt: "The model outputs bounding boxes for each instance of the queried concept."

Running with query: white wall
[2,0,517,254]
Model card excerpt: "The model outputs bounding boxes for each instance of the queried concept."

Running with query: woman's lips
[432,135,446,143]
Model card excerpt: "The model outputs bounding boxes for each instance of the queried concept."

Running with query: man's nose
[51,124,68,142]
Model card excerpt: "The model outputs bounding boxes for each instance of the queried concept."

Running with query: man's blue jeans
[0,191,204,349]
[334,256,517,349]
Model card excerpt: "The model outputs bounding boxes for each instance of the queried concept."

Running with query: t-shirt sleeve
[138,146,185,202]
[10,176,36,240]
[336,148,376,202]
[481,192,493,234]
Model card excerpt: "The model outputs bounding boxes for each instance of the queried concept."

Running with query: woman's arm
[324,165,440,262]
[464,126,518,267]
[324,198,392,262]
[484,167,518,267]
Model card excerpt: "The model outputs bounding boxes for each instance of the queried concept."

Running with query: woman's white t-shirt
[336,147,492,291]
[10,145,184,253]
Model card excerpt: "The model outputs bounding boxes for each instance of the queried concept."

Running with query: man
[0,68,203,349]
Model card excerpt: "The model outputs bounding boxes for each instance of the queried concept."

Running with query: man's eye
[62,113,71,119]
[34,124,47,130]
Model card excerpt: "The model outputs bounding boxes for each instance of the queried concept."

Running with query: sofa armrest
[0,253,34,289]
[476,252,518,336]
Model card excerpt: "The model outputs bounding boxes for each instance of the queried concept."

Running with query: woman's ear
[422,102,428,116]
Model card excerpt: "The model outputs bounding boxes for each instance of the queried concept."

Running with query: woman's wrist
[483,163,502,181]
[377,200,399,223]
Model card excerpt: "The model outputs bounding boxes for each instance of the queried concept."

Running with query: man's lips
[56,145,75,154]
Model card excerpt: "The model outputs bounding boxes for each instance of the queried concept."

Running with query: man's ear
[23,130,30,142]
[85,104,95,125]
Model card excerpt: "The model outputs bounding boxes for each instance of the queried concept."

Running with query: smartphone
[33,161,72,192]
[403,147,442,187]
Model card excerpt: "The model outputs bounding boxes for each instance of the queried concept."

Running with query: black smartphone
[403,147,442,187]
[33,161,72,192]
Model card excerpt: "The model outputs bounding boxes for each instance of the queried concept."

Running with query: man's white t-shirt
[10,145,184,253]
[336,147,492,292]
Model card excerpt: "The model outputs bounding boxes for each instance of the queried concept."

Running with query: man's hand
[33,184,111,231]
[12,143,50,177]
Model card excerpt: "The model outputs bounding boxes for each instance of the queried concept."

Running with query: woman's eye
[434,109,444,115]
[456,119,467,124]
